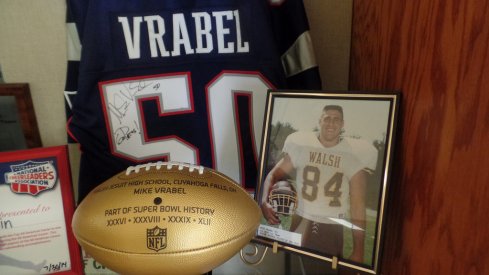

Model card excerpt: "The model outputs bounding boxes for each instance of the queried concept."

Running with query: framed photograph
[254,90,400,274]
[0,83,42,152]
[0,145,83,274]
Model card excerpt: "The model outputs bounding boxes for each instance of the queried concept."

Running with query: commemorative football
[72,161,261,275]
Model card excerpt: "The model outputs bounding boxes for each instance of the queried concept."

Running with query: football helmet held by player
[269,180,298,216]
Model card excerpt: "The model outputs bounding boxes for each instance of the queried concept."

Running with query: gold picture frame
[254,90,401,274]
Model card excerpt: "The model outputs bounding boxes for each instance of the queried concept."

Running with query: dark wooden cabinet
[350,0,489,274]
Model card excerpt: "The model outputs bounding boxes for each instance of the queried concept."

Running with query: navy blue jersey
[64,0,321,202]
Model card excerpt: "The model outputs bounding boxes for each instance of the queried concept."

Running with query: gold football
[72,161,260,275]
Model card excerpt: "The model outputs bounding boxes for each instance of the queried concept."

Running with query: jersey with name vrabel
[64,0,321,202]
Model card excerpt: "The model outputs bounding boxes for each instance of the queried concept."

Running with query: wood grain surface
[350,0,489,274]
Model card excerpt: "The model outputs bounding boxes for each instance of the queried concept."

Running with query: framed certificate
[254,90,400,274]
[0,146,83,274]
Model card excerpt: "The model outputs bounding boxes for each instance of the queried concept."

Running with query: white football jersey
[283,131,377,223]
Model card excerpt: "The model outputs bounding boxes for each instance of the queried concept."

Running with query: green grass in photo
[342,210,377,265]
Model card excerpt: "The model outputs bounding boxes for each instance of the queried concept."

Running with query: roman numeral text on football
[168,216,191,223]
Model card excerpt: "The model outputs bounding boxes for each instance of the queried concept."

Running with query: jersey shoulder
[341,137,378,170]
[284,131,318,147]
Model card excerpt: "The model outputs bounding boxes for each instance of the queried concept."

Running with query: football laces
[126,161,204,175]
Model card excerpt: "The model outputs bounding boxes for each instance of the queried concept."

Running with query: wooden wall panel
[350,0,489,274]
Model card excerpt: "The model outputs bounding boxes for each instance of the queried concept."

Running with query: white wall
[0,0,67,146]
[305,0,352,90]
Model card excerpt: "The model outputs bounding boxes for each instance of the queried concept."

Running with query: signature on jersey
[115,126,137,145]
[107,79,159,145]
[107,80,156,123]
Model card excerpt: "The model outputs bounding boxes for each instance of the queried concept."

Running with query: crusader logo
[4,160,57,196]
[147,226,167,252]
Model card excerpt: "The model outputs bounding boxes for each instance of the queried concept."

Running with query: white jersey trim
[66,23,81,61]
[281,31,318,77]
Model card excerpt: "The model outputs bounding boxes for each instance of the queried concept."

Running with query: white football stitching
[125,161,204,175]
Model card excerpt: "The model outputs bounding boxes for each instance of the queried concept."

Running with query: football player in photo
[260,105,377,267]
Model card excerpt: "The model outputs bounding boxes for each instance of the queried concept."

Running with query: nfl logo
[147,226,167,252]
